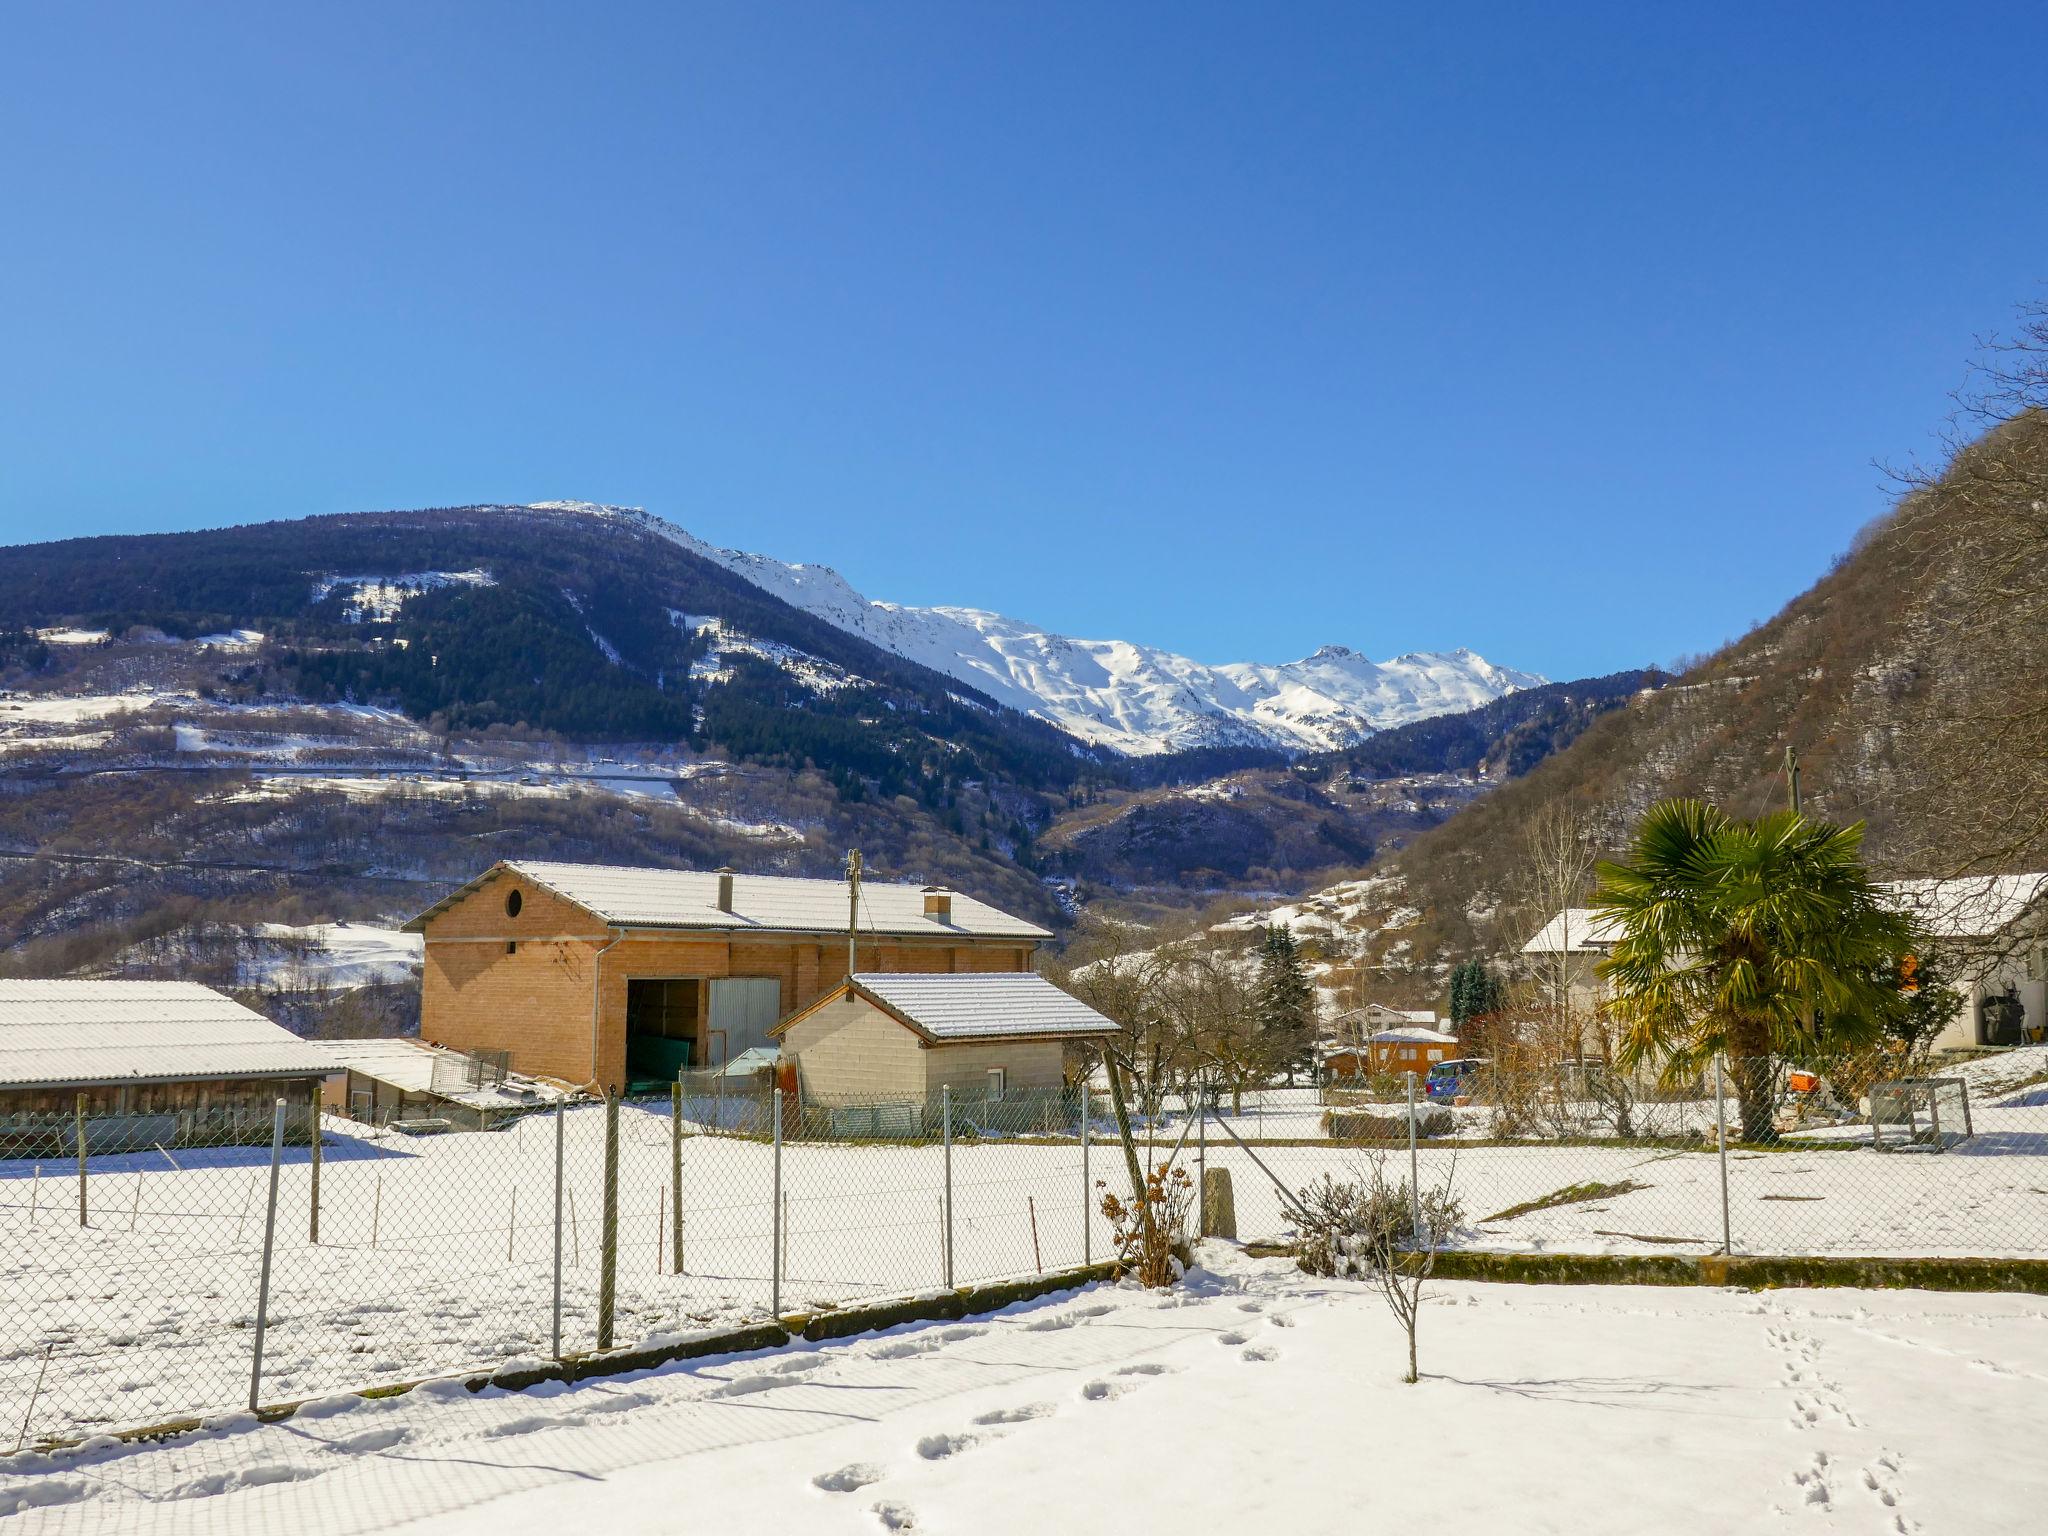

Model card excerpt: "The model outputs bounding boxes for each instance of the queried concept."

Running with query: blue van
[1425,1058,1486,1102]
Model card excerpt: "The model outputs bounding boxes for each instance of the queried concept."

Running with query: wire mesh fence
[2,1038,2044,1446]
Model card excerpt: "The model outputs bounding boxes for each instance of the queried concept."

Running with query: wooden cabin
[0,980,337,1153]
[405,861,1051,1092]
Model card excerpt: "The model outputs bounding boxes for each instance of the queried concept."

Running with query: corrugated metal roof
[406,860,1051,941]
[849,971,1119,1041]
[0,980,340,1087]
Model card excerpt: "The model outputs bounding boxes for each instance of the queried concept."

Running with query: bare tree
[1294,1154,1460,1383]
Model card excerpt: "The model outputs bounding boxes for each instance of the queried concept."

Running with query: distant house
[772,972,1118,1112]
[320,1037,573,1131]
[0,980,336,1153]
[1885,875,2048,1050]
[405,861,1050,1092]
[1325,1027,1461,1080]
[1330,1002,1442,1046]
[1519,874,2048,1050]
[1517,907,1624,1019]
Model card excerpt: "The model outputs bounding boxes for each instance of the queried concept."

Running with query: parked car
[1425,1057,1488,1101]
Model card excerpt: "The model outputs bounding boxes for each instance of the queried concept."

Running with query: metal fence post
[551,1101,564,1358]
[248,1097,287,1411]
[671,1076,684,1275]
[1195,1093,1207,1236]
[771,1085,784,1318]
[1406,1072,1423,1238]
[1714,1056,1733,1255]
[598,1091,619,1350]
[74,1093,87,1227]
[942,1084,955,1288]
[308,1085,322,1244]
[1080,1084,1091,1264]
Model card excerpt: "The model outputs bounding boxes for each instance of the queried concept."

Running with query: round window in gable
[505,889,524,919]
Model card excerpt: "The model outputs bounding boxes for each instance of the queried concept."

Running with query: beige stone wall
[782,997,928,1105]
[924,1038,1069,1100]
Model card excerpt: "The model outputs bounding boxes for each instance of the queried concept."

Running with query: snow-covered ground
[6,1249,2043,1535]
[242,924,422,989]
[5,1088,2047,1448]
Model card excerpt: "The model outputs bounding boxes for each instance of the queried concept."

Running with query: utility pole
[845,847,862,979]
[1783,746,1802,815]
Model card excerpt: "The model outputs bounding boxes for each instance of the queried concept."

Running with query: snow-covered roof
[791,972,1120,1043]
[1366,1027,1460,1045]
[407,860,1051,941]
[1521,876,2047,955]
[0,980,339,1088]
[1878,875,2047,940]
[1521,908,1624,955]
[319,1037,571,1109]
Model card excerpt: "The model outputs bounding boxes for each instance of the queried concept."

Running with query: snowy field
[5,1084,2048,1447]
[5,1248,2045,1534]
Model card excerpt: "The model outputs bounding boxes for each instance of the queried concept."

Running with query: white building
[1519,874,2048,1051]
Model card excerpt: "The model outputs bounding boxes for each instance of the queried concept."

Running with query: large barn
[405,861,1052,1092]
[0,980,338,1154]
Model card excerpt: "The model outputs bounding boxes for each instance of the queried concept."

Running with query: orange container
[1787,1071,1819,1094]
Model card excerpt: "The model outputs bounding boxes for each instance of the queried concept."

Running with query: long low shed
[0,980,339,1154]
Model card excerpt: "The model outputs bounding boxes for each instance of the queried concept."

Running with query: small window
[506,940,518,955]
[985,1068,1006,1101]
[1427,1048,1444,1061]
[505,889,523,918]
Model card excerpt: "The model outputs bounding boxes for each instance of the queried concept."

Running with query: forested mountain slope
[1370,409,2048,970]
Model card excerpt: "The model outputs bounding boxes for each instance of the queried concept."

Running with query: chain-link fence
[4,1040,2045,1447]
[0,1082,1115,1448]
[1188,1040,2048,1264]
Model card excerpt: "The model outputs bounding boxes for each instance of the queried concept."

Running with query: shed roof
[0,980,339,1088]
[406,860,1051,941]
[777,971,1120,1044]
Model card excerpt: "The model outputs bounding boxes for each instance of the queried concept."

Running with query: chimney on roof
[923,886,953,924]
[715,867,736,913]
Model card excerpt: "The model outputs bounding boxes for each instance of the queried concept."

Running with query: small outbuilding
[319,1037,573,1131]
[0,980,338,1153]
[771,972,1119,1118]
[1324,1027,1461,1080]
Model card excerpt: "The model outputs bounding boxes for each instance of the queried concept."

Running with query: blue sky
[3,4,2044,681]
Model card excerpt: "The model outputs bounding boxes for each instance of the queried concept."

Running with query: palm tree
[1593,800,1915,1142]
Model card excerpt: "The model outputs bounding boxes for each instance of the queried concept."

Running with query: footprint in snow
[813,1463,885,1494]
[1217,1331,1250,1346]
[483,1414,560,1438]
[873,1501,918,1531]
[1240,1345,1279,1363]
[1266,1314,1295,1329]
[974,1403,1055,1426]
[1116,1363,1176,1377]
[874,1324,990,1358]
[326,1425,409,1455]
[915,1431,986,1460]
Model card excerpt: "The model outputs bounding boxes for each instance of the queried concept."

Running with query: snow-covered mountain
[532,503,1544,755]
